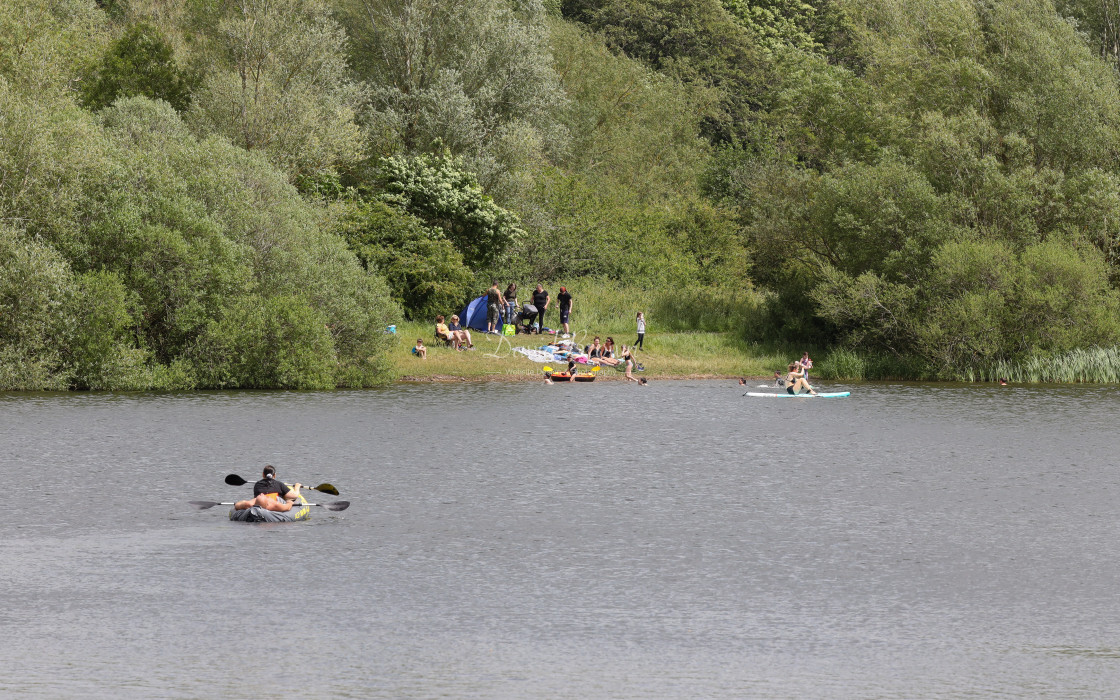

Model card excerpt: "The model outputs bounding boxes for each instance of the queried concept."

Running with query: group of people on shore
[582,335,643,381]
[415,281,649,359]
[546,334,646,385]
[484,282,574,336]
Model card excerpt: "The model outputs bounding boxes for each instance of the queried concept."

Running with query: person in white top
[634,311,646,350]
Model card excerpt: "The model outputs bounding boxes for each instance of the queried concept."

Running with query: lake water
[3,381,1120,698]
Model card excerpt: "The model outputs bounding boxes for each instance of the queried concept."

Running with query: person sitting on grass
[785,362,817,395]
[586,336,603,359]
[448,314,474,350]
[596,337,620,366]
[412,339,427,359]
[435,315,454,345]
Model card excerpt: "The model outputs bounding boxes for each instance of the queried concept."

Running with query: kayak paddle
[224,473,340,496]
[189,500,351,511]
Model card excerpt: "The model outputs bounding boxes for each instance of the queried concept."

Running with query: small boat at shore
[545,371,597,382]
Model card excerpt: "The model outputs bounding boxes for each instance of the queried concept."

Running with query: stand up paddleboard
[745,391,850,398]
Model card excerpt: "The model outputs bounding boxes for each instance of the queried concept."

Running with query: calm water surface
[3,381,1120,698]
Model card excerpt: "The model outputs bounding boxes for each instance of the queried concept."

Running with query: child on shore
[412,339,427,359]
[634,312,646,350]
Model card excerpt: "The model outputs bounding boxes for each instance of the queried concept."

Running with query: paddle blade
[311,483,339,496]
[224,474,248,487]
[592,366,600,371]
[543,366,553,372]
[321,500,350,511]
[189,500,221,510]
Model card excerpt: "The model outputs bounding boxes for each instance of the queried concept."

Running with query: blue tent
[459,295,491,331]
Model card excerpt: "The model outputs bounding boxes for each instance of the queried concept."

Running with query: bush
[815,347,866,381]
[189,295,337,390]
[335,200,474,321]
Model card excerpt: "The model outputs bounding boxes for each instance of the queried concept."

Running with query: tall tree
[186,0,366,181]
[340,0,568,186]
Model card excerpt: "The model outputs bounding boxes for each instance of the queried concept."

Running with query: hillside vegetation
[2,0,1119,388]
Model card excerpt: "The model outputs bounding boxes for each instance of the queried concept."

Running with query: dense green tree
[81,22,197,112]
[0,225,73,390]
[334,199,474,320]
[0,0,108,96]
[340,0,568,189]
[376,153,525,268]
[561,0,773,144]
[188,294,337,389]
[186,0,365,181]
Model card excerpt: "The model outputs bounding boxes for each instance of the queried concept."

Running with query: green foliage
[186,0,366,181]
[334,199,474,321]
[814,238,1120,378]
[189,295,337,389]
[64,270,149,390]
[814,346,865,380]
[548,20,713,201]
[0,82,399,389]
[0,0,109,96]
[0,225,72,390]
[971,346,1120,384]
[340,0,567,174]
[376,153,525,268]
[722,0,854,59]
[81,22,197,112]
[561,0,772,144]
[649,284,770,333]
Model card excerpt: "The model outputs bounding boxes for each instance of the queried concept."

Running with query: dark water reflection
[3,382,1120,698]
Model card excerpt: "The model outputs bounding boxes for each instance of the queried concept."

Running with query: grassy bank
[391,322,808,381]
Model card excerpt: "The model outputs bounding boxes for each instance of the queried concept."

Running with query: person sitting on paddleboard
[233,465,302,512]
[785,363,817,395]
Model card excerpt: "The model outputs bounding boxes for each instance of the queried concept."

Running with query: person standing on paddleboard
[233,465,302,512]
[798,351,813,384]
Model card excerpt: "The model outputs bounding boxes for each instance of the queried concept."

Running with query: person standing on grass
[557,286,573,336]
[503,283,518,327]
[532,284,550,333]
[486,281,503,334]
[634,311,646,350]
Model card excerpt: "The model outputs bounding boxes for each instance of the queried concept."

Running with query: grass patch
[390,321,816,381]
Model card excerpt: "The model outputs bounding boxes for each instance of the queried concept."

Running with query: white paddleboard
[745,391,850,398]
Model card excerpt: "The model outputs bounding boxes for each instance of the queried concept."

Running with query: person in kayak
[785,363,817,395]
[233,465,302,512]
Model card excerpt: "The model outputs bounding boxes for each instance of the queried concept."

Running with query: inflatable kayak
[546,371,596,382]
[746,391,850,398]
[229,491,311,523]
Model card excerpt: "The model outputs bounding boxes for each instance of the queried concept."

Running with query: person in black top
[233,465,302,512]
[503,283,518,326]
[532,284,549,333]
[556,286,573,335]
